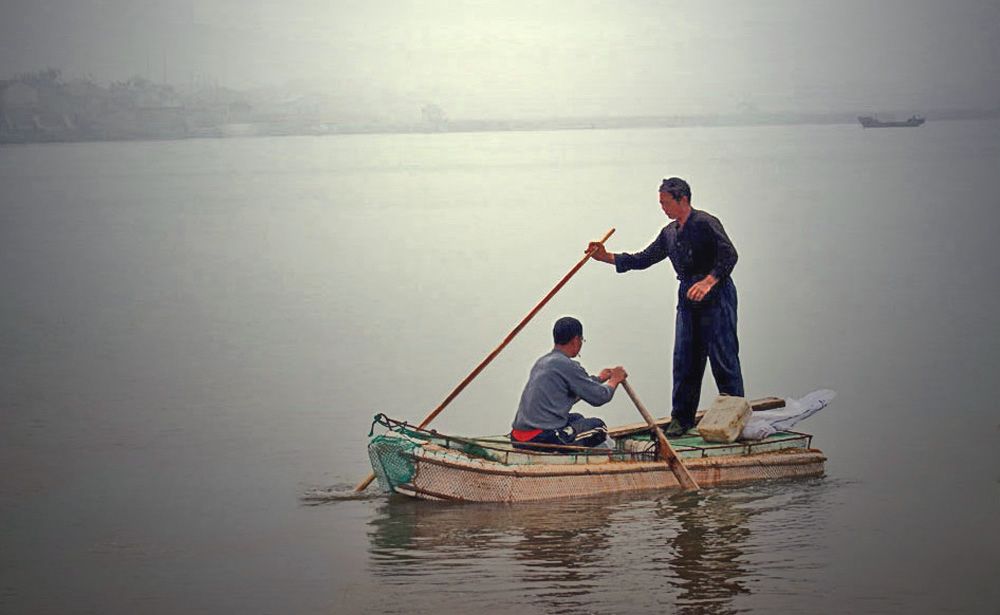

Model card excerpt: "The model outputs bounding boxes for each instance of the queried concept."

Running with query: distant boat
[858,114,925,128]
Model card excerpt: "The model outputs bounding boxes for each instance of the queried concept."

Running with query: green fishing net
[368,434,419,491]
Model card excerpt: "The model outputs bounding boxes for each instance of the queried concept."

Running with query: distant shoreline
[5,71,998,146]
[3,110,999,147]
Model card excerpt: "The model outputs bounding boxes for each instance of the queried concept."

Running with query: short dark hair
[553,316,583,345]
[659,177,692,202]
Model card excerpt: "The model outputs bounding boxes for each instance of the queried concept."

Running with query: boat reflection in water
[366,479,832,614]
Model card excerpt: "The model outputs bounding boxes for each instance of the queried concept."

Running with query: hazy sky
[2,0,998,118]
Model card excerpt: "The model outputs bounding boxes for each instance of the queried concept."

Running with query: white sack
[739,389,836,440]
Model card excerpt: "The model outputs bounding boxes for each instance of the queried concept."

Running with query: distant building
[2,81,39,107]
[421,104,447,131]
[1,82,41,133]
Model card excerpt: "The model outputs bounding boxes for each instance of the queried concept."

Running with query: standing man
[511,316,627,450]
[588,177,744,437]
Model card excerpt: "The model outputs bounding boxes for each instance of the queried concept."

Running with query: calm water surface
[1,122,998,614]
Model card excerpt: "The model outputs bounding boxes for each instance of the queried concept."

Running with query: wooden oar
[354,227,616,492]
[621,380,700,492]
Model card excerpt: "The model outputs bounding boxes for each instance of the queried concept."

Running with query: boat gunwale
[373,413,813,462]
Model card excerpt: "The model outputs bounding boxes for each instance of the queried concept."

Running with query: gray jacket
[511,350,614,430]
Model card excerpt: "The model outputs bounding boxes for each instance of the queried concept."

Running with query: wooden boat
[367,398,826,503]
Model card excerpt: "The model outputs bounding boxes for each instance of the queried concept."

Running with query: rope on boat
[368,413,386,437]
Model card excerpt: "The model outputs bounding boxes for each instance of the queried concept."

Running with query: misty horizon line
[5,66,998,122]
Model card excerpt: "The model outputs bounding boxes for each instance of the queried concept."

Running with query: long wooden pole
[354,228,616,492]
[621,380,700,492]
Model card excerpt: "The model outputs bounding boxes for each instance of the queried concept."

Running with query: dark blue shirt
[614,209,738,282]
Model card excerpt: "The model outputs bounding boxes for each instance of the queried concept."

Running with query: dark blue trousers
[510,413,608,452]
[672,277,744,427]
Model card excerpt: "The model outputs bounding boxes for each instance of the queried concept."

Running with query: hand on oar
[586,241,614,264]
[599,366,628,387]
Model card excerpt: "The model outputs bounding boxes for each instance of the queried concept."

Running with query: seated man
[510,316,627,451]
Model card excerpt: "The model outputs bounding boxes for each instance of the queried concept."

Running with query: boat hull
[369,432,826,502]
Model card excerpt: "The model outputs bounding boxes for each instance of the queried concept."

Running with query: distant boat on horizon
[858,114,925,128]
